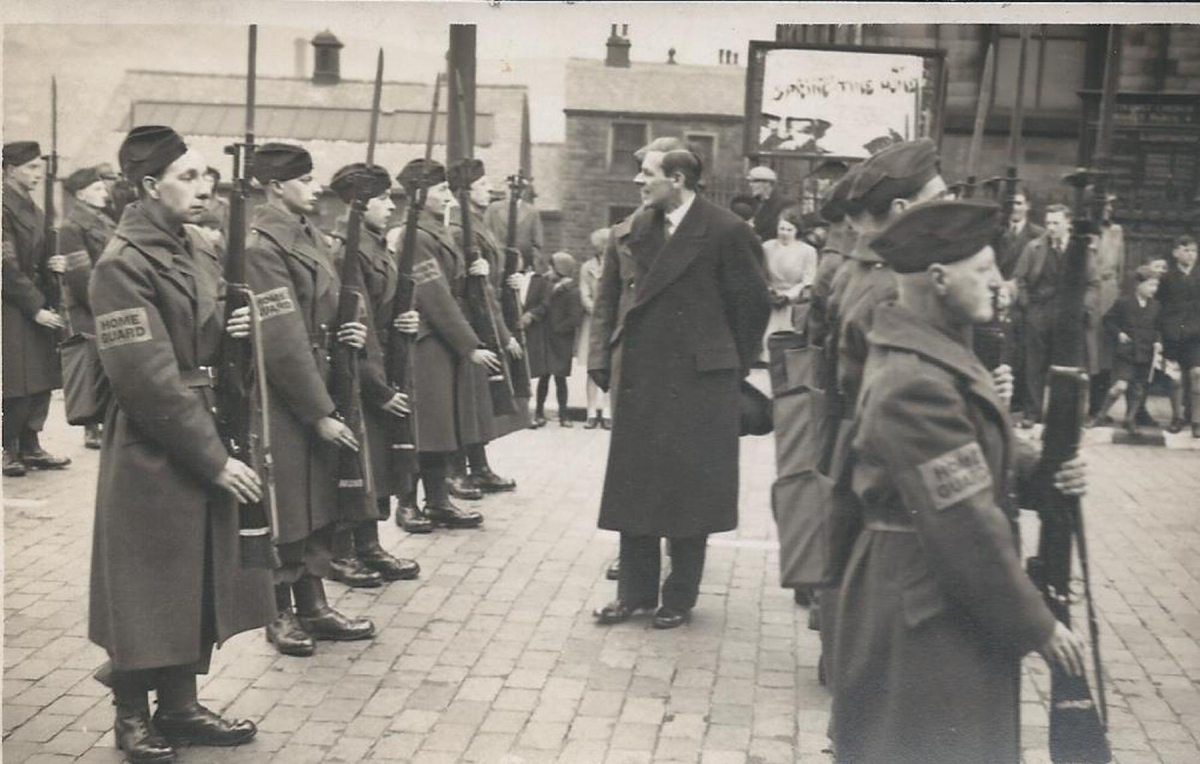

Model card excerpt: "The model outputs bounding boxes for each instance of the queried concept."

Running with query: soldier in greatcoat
[60,164,118,449]
[243,143,377,656]
[88,125,270,763]
[325,162,421,586]
[2,141,71,476]
[830,199,1089,764]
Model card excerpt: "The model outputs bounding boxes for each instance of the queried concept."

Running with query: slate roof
[564,58,745,117]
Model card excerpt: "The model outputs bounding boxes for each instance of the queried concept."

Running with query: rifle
[500,170,533,399]
[386,73,443,484]
[330,50,384,524]
[218,24,280,569]
[451,68,516,416]
[43,77,69,337]
[1025,24,1118,764]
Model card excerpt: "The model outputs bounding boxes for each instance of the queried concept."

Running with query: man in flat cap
[2,141,70,476]
[829,199,1090,764]
[446,157,524,498]
[243,142,378,656]
[747,164,792,244]
[324,162,422,587]
[88,124,271,762]
[392,158,490,531]
[60,165,118,449]
[589,136,769,629]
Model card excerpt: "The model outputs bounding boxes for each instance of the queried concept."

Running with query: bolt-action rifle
[500,170,533,400]
[43,77,69,338]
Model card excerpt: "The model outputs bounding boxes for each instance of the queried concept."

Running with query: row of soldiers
[2,125,529,763]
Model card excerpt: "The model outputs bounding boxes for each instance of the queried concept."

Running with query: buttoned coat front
[88,202,273,672]
[588,196,769,537]
[2,181,61,398]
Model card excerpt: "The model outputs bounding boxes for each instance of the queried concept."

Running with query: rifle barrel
[1006,27,1031,167]
[366,50,384,167]
[964,40,995,193]
[246,25,257,142]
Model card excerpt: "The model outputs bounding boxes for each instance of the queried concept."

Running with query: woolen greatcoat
[408,211,482,453]
[60,200,118,334]
[831,303,1056,764]
[545,280,585,377]
[589,196,769,537]
[1091,223,1126,372]
[994,220,1044,281]
[2,180,61,398]
[483,197,544,269]
[522,271,552,378]
[88,202,273,672]
[245,204,341,546]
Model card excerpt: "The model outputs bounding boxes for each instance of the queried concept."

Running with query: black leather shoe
[470,467,516,493]
[1166,418,1186,434]
[447,474,484,500]
[605,559,620,581]
[265,611,315,657]
[559,417,573,428]
[2,451,27,477]
[297,607,375,641]
[601,418,612,430]
[84,425,102,450]
[21,448,71,470]
[327,557,384,588]
[593,600,655,625]
[426,501,483,529]
[652,607,691,630]
[529,416,547,430]
[395,502,433,534]
[1123,419,1138,436]
[153,703,256,747]
[359,548,420,581]
[115,706,175,762]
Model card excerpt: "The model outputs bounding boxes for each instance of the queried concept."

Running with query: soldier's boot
[152,667,256,747]
[3,446,27,477]
[293,575,375,641]
[446,451,484,499]
[1167,382,1186,433]
[19,431,71,470]
[1122,384,1146,435]
[395,484,433,533]
[112,672,175,763]
[326,556,383,588]
[424,470,483,529]
[84,423,102,450]
[467,443,516,493]
[265,584,315,657]
[355,520,419,581]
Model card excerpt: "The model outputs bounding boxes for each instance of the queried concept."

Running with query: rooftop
[564,58,745,117]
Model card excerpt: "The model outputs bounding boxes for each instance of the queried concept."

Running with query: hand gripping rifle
[330,50,385,524]
[386,73,443,484]
[501,170,533,399]
[1025,25,1119,764]
[218,24,280,569]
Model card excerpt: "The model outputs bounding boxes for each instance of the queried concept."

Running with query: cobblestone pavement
[4,386,1199,763]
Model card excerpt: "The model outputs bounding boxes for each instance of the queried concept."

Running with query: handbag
[59,333,109,426]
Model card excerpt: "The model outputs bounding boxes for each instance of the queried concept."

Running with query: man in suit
[588,136,770,629]
[993,188,1043,416]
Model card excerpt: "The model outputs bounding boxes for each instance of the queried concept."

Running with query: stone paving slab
[3,386,1199,763]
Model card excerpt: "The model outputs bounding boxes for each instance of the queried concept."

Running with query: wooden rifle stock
[500,172,533,399]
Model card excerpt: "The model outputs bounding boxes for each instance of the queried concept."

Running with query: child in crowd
[523,252,553,428]
[533,252,585,427]
[578,228,610,429]
[1090,264,1162,433]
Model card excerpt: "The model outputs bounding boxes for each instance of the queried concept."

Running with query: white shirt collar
[665,192,697,236]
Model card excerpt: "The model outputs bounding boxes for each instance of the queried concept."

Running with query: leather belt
[180,366,215,388]
[864,519,916,534]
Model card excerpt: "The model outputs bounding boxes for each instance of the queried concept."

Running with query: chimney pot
[311,29,344,85]
[734,52,739,65]
[668,47,676,65]
[605,24,631,68]
[622,24,628,36]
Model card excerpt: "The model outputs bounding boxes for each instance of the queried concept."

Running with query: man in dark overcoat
[88,125,270,762]
[61,164,117,449]
[830,199,1090,763]
[244,143,377,656]
[2,141,70,476]
[747,164,790,243]
[588,136,769,629]
[325,163,421,587]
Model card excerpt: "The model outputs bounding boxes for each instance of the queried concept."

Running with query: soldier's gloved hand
[507,337,523,359]
[393,310,419,335]
[337,321,368,349]
[46,254,68,274]
[589,369,610,393]
[382,392,411,417]
[1038,621,1087,677]
[34,309,65,330]
[990,363,1014,406]
[225,306,252,339]
[315,416,359,451]
[470,348,503,373]
[520,312,534,329]
[214,457,263,504]
[506,274,523,291]
[468,258,490,278]
[1052,456,1087,497]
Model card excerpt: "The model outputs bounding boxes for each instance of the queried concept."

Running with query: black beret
[329,163,392,203]
[446,157,485,193]
[819,165,861,223]
[871,199,1002,274]
[3,141,42,168]
[252,142,313,184]
[396,158,446,193]
[119,126,188,183]
[63,166,103,194]
[848,137,940,217]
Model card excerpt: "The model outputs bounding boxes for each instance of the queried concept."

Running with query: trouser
[535,375,568,416]
[453,442,491,475]
[1023,307,1055,420]
[2,391,51,451]
[413,451,450,505]
[618,533,707,611]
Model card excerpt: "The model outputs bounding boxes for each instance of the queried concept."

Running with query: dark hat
[63,166,103,194]
[849,137,940,217]
[729,193,756,221]
[329,162,392,203]
[446,157,485,193]
[812,159,849,180]
[3,141,42,168]
[94,162,119,180]
[252,142,313,184]
[396,158,446,193]
[871,199,1001,274]
[119,126,188,183]
[819,165,861,223]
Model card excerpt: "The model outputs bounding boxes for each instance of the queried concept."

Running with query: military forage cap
[446,157,485,193]
[330,163,392,203]
[3,141,42,168]
[819,164,861,223]
[848,137,940,217]
[871,199,1001,274]
[63,166,103,194]
[119,126,188,183]
[397,158,446,193]
[252,142,313,184]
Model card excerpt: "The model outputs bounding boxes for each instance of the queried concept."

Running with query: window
[608,205,638,225]
[685,133,717,178]
[993,25,1090,112]
[609,122,648,177]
